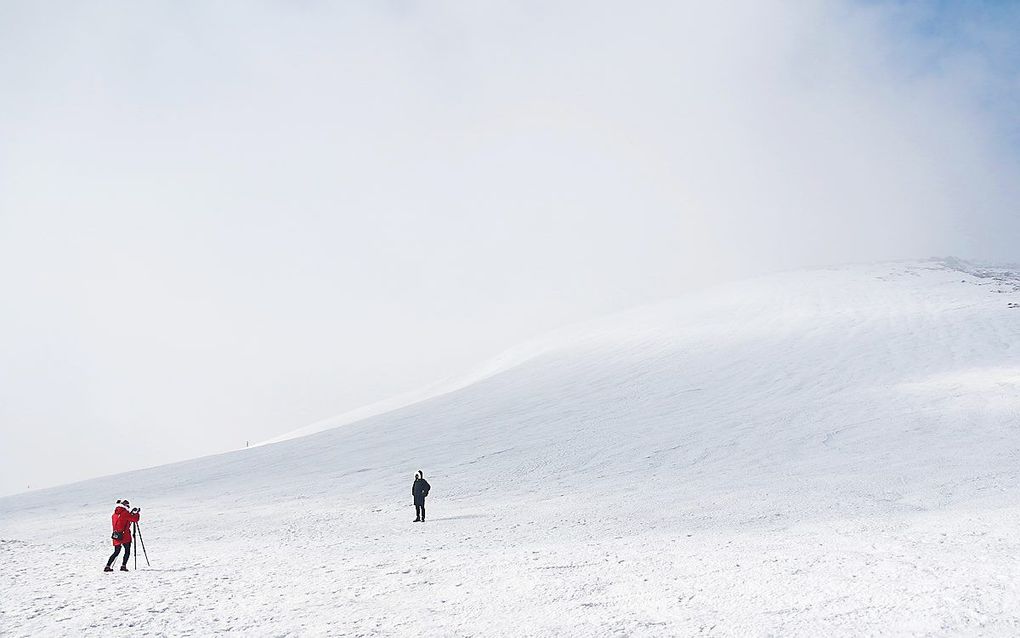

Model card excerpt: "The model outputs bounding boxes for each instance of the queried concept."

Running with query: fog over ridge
[1,1,1018,494]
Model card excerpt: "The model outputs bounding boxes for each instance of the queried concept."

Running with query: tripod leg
[136,522,150,566]
[133,523,137,570]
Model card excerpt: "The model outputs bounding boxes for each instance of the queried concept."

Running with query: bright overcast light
[1,1,1018,495]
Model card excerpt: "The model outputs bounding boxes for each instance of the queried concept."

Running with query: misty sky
[1,1,1019,496]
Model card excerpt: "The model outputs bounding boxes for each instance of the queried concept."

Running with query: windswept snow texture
[3,260,1020,636]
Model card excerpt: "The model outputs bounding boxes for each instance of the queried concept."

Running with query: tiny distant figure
[104,499,141,572]
[412,470,430,522]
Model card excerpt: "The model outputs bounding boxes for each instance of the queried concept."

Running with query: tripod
[133,521,150,568]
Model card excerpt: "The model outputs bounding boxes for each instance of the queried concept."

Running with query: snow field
[6,500,1020,635]
[3,259,1020,636]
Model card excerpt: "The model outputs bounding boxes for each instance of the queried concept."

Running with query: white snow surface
[3,259,1020,636]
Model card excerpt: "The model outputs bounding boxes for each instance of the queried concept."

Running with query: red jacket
[111,504,140,546]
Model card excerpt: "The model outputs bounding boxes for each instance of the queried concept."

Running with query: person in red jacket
[104,499,141,572]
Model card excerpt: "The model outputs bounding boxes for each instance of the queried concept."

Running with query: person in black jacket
[412,470,430,522]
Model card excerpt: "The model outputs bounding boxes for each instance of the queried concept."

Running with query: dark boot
[120,565,129,572]
[104,566,114,572]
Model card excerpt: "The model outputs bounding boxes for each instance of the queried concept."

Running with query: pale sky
[1,1,1018,496]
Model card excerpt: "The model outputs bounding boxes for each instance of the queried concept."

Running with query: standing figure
[412,471,431,522]
[104,499,140,572]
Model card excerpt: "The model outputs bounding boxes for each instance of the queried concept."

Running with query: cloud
[1,0,1018,494]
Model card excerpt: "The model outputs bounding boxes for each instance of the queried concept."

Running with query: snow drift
[3,259,1020,636]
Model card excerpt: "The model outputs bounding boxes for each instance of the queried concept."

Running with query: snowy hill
[3,259,1020,636]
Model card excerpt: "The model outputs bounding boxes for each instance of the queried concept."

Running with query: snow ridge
[3,259,1020,636]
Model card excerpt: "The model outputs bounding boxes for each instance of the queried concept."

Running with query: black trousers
[107,542,131,568]
[415,503,425,520]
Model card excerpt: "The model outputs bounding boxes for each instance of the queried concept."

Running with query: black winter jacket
[412,478,431,505]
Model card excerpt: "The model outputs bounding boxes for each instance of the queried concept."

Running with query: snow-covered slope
[3,259,1020,636]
